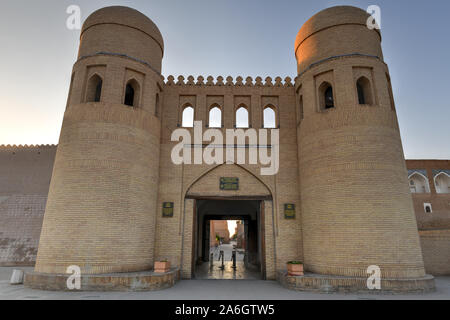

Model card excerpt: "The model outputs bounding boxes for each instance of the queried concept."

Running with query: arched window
[86,74,103,102]
[209,106,222,128]
[319,82,335,110]
[298,95,304,124]
[124,79,140,107]
[408,173,431,193]
[263,106,276,129]
[434,172,450,194]
[182,106,194,128]
[236,107,249,128]
[357,76,373,105]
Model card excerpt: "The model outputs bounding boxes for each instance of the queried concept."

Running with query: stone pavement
[1,267,449,300]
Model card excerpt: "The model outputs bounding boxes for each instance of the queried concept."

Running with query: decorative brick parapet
[164,75,294,88]
[0,145,57,149]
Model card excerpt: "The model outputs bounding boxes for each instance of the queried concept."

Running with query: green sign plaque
[162,202,174,218]
[284,204,296,219]
[220,177,239,191]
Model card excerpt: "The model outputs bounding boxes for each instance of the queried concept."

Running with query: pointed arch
[408,172,431,193]
[208,104,222,128]
[181,104,194,128]
[434,172,450,194]
[86,74,103,103]
[263,105,277,129]
[356,76,373,105]
[185,163,274,198]
[235,105,250,128]
[318,81,335,110]
[124,78,141,107]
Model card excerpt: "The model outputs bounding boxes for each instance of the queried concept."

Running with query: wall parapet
[0,144,57,149]
[163,75,294,88]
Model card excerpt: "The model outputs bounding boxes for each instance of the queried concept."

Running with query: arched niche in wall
[86,74,103,103]
[434,172,450,194]
[124,79,141,107]
[408,172,431,194]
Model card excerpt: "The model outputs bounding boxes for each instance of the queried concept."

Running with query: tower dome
[79,6,164,73]
[295,6,382,74]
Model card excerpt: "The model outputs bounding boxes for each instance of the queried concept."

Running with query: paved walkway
[1,267,449,300]
[195,242,260,280]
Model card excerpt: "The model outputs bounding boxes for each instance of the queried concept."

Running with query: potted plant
[287,261,304,276]
[154,259,171,273]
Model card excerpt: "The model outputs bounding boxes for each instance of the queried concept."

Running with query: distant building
[210,221,230,246]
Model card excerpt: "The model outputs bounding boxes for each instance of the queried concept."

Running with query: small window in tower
[319,82,335,110]
[124,79,140,107]
[86,74,103,103]
[357,83,365,105]
[424,203,432,213]
[325,87,334,109]
[125,84,135,106]
[299,95,304,124]
[356,76,373,105]
[155,93,160,117]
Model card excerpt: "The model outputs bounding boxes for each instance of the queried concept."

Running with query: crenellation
[163,75,295,88]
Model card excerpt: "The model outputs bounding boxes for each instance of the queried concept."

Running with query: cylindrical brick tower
[295,6,430,283]
[34,6,163,274]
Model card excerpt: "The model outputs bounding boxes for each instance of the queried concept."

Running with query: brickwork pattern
[0,146,56,266]
[295,7,426,280]
[419,230,450,276]
[6,6,445,291]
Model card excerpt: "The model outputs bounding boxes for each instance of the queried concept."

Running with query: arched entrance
[180,164,276,280]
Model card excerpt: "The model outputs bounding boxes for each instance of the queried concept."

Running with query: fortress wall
[0,145,56,266]
[406,160,450,276]
[406,160,450,230]
[419,230,450,276]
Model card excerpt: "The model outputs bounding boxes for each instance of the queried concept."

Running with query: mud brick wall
[0,145,56,266]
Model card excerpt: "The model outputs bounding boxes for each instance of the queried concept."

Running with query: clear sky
[0,0,448,159]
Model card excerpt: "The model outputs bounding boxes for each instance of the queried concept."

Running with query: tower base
[24,268,180,292]
[277,271,435,294]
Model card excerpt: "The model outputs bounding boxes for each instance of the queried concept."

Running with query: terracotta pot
[154,261,171,273]
[287,263,304,276]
